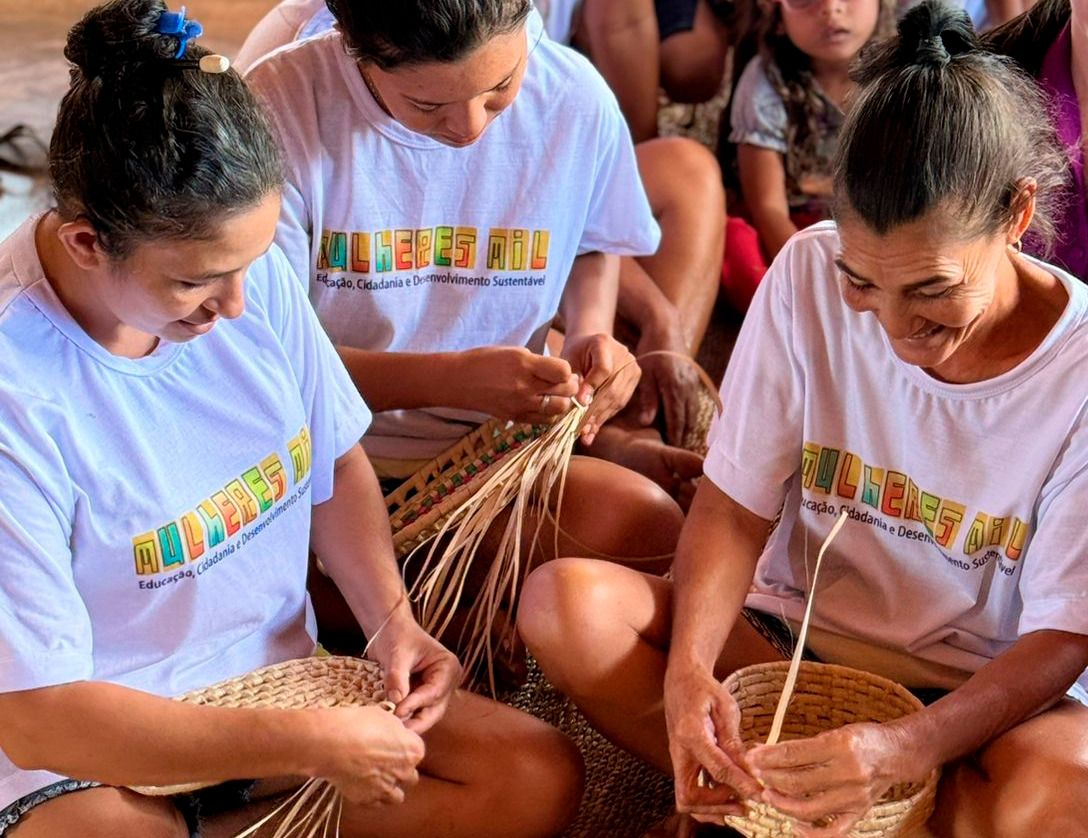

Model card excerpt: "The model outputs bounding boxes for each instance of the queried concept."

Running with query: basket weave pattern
[385,419,545,559]
[132,656,387,797]
[723,661,939,837]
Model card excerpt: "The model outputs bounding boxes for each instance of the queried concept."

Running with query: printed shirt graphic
[246,12,660,459]
[0,217,371,812]
[705,222,1088,691]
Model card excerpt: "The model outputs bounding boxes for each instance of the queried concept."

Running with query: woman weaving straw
[519,1,1088,834]
[0,2,582,835]
[241,0,687,583]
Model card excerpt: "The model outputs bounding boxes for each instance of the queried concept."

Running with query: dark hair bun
[897,1,978,68]
[65,0,182,82]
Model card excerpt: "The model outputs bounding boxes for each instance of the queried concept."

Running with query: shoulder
[245,30,345,107]
[758,222,843,313]
[519,25,622,127]
[234,0,331,72]
[729,55,788,150]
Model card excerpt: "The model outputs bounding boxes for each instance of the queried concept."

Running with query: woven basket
[723,661,939,837]
[131,656,387,797]
[385,419,546,559]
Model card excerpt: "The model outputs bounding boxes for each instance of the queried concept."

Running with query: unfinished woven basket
[385,418,545,559]
[131,656,387,797]
[723,661,939,837]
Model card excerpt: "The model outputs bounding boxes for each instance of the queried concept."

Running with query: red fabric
[720,211,828,312]
[720,215,767,312]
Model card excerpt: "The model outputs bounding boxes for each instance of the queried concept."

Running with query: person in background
[720,0,894,311]
[985,0,1086,280]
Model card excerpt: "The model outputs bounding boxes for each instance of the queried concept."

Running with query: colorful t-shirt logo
[132,426,313,577]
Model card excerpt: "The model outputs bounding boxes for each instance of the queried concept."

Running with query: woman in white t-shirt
[244,1,686,585]
[0,2,581,836]
[519,2,1088,834]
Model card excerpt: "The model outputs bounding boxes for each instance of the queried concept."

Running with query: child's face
[777,0,880,68]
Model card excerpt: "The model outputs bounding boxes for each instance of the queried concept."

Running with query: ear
[1007,177,1037,247]
[55,218,112,272]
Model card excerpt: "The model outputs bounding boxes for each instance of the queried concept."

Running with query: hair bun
[64,0,180,82]
[896,1,979,68]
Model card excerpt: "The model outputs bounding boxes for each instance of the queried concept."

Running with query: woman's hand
[365,612,462,735]
[746,722,923,837]
[634,322,704,449]
[665,663,762,822]
[455,346,579,424]
[561,333,641,444]
[310,704,425,806]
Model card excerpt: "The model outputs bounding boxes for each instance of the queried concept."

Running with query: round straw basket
[723,661,939,837]
[131,656,388,797]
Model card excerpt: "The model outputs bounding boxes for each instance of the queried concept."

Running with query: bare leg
[9,786,188,838]
[932,698,1088,837]
[517,559,782,772]
[659,0,730,104]
[632,137,724,353]
[578,0,662,142]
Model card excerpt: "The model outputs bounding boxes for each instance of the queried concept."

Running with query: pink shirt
[1035,24,1088,279]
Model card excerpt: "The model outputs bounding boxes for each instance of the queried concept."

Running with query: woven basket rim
[722,660,939,836]
[131,656,386,797]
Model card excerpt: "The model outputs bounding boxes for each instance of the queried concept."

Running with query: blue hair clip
[156,5,204,59]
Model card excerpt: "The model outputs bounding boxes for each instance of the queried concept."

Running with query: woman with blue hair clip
[0,2,582,836]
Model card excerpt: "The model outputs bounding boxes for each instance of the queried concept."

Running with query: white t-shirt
[233,0,330,73]
[705,222,1088,693]
[0,216,371,810]
[245,12,660,460]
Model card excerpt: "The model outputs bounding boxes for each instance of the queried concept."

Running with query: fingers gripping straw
[698,510,850,796]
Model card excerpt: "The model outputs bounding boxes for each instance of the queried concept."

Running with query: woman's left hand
[561,333,641,445]
[745,722,919,837]
[366,614,462,736]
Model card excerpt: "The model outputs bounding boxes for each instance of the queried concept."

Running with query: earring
[1009,239,1023,254]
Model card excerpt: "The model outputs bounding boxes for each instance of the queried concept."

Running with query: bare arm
[310,445,460,734]
[896,629,1088,770]
[738,144,797,260]
[559,252,641,443]
[748,629,1088,827]
[0,683,329,787]
[665,479,773,813]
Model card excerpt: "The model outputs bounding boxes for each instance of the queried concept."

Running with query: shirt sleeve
[729,55,789,154]
[1016,418,1088,638]
[703,238,808,519]
[0,446,93,693]
[576,62,662,257]
[251,247,372,505]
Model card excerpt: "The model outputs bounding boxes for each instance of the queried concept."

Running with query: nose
[877,297,926,340]
[206,275,246,320]
[445,100,489,143]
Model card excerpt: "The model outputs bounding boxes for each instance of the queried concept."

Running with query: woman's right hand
[664,663,762,821]
[310,705,426,806]
[454,346,579,424]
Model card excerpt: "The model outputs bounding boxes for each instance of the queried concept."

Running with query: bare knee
[12,786,187,838]
[519,559,600,658]
[519,559,626,681]
[491,723,584,837]
[639,137,725,216]
[936,710,1088,837]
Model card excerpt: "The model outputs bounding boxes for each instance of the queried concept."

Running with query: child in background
[721,0,893,310]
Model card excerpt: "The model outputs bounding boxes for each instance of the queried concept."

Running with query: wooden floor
[0,0,279,239]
